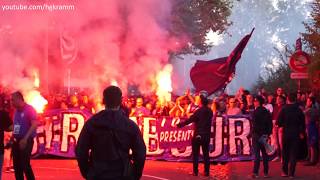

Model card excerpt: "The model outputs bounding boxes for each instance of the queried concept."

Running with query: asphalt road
[2,160,320,180]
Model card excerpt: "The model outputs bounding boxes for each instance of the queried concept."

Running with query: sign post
[311,70,320,89]
[289,42,311,91]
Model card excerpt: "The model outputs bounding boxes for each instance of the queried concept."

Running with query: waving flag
[190,28,254,95]
[60,30,78,65]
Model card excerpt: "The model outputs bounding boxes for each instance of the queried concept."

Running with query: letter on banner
[33,116,55,155]
[143,117,164,155]
[44,116,54,149]
[61,113,85,152]
[130,116,137,124]
[32,128,42,155]
[229,117,251,155]
[171,117,192,157]
[52,116,61,143]
[209,116,223,157]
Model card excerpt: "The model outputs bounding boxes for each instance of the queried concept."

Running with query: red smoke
[0,0,180,99]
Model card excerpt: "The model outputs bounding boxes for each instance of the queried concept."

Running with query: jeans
[12,138,35,180]
[252,135,269,175]
[192,134,210,175]
[282,136,299,176]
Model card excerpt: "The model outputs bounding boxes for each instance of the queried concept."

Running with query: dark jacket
[272,104,283,120]
[0,110,12,154]
[76,109,146,180]
[251,106,272,136]
[178,106,213,135]
[276,103,305,138]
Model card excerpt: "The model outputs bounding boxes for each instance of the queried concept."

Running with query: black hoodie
[276,103,305,138]
[76,109,146,180]
[0,110,12,154]
[178,106,213,135]
[251,106,273,136]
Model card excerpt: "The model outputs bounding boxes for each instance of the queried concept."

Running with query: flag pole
[44,17,49,94]
[67,68,71,95]
[250,28,255,35]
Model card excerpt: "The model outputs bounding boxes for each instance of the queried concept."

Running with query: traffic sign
[290,72,308,79]
[289,51,310,73]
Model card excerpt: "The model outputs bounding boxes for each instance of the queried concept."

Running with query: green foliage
[252,0,320,95]
[170,0,232,55]
[302,0,320,75]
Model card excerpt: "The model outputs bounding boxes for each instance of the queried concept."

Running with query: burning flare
[24,90,48,114]
[111,79,118,86]
[156,64,173,104]
[33,70,40,88]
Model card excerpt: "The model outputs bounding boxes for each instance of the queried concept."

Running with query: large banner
[32,109,92,157]
[32,109,274,161]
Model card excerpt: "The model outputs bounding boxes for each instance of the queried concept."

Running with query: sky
[172,0,313,94]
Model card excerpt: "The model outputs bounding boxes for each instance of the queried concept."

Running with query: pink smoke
[0,0,181,98]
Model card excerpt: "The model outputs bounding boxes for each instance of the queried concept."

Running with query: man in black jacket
[76,86,146,180]
[177,92,213,177]
[0,96,12,180]
[276,93,305,178]
[251,96,272,178]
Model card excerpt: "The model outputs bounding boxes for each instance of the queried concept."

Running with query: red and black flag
[190,28,254,95]
[295,37,302,51]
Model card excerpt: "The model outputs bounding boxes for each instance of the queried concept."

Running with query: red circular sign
[289,51,310,73]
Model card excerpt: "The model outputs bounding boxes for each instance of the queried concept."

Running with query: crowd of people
[1,85,320,179]
[0,86,317,121]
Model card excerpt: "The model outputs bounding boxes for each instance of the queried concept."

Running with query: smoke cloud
[0,0,178,97]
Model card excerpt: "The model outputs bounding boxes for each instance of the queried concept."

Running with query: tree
[302,0,320,84]
[251,47,303,94]
[170,0,232,55]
